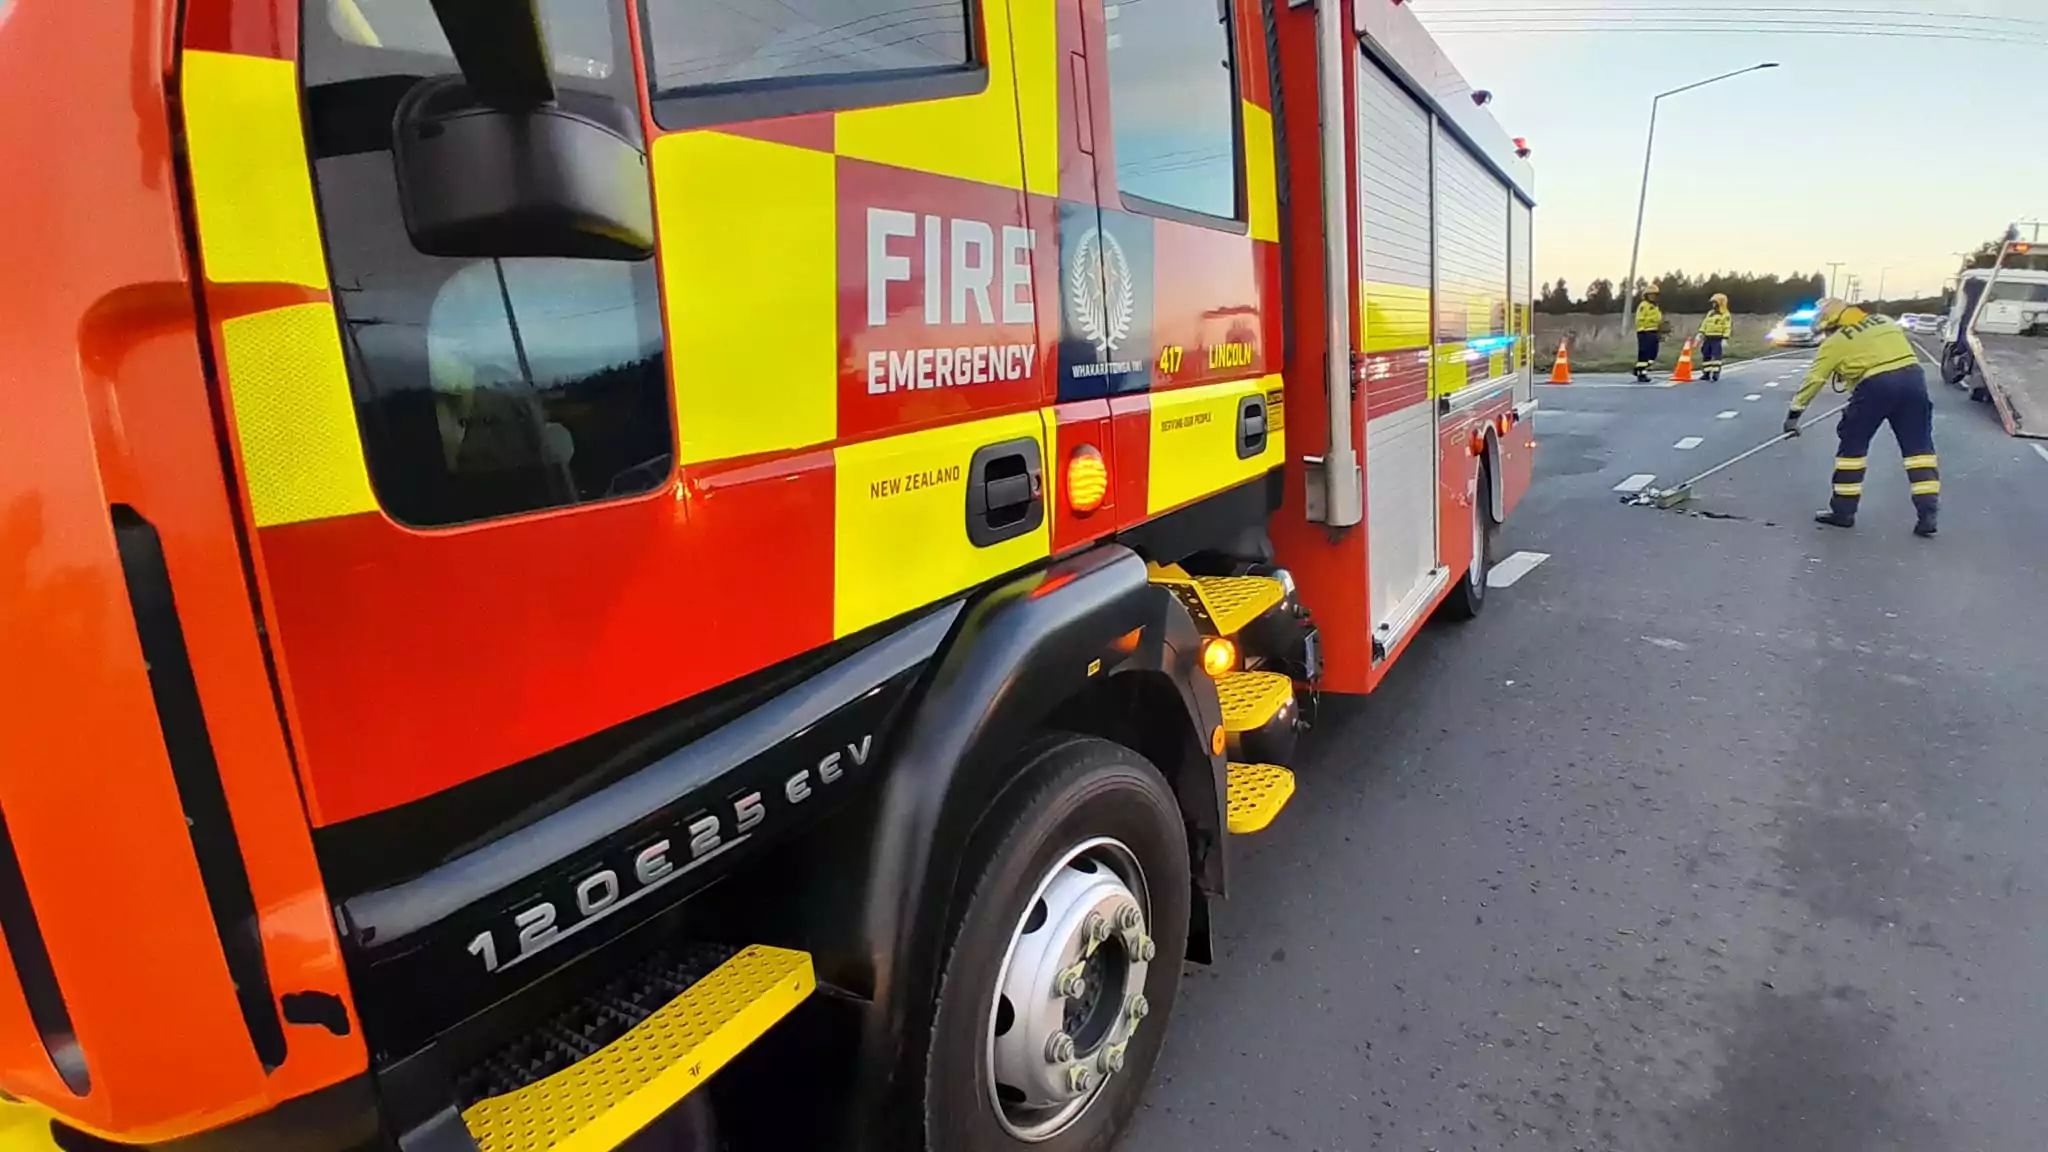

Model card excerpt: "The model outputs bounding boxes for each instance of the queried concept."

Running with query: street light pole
[1620,62,1779,327]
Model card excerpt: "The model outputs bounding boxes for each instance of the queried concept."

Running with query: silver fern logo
[1068,226,1135,356]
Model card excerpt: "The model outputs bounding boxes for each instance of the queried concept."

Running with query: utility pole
[1876,266,1891,304]
[1826,262,1845,298]
[1620,62,1780,327]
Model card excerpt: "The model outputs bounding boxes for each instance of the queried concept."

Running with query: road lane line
[1744,394,1762,401]
[1674,436,1704,450]
[1716,410,1738,419]
[1765,381,1780,388]
[1613,473,1657,493]
[2034,444,2048,465]
[1487,551,1550,589]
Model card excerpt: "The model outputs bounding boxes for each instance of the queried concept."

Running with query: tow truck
[1943,224,2048,438]
[0,0,1534,1148]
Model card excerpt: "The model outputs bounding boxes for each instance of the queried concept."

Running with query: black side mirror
[393,78,653,261]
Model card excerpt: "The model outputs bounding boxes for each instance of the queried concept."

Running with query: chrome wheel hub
[986,838,1153,1142]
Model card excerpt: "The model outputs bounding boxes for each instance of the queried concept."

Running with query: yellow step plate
[1226,762,1295,834]
[1215,670,1293,734]
[463,945,815,1152]
[1148,566,1287,637]
[0,1101,62,1152]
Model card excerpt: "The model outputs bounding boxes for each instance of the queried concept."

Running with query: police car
[1768,306,1823,348]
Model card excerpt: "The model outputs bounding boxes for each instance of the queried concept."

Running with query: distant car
[1898,313,1937,334]
[1768,308,1822,348]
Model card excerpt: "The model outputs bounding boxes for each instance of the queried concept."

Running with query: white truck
[1940,226,2048,438]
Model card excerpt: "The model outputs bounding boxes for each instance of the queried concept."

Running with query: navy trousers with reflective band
[1636,331,1659,374]
[1831,365,1939,520]
[1700,335,1725,376]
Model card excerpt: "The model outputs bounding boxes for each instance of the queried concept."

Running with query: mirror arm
[427,0,558,109]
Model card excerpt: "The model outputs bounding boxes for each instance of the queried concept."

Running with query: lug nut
[1137,935,1157,962]
[1129,994,1150,1021]
[1055,967,1088,998]
[1045,1031,1077,1063]
[1117,905,1142,931]
[1087,914,1111,944]
[1068,1065,1097,1094]
[1102,1044,1127,1074]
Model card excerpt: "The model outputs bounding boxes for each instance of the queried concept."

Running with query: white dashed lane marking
[1745,394,1762,401]
[2034,444,2048,465]
[1613,473,1657,493]
[1488,551,1550,589]
[1765,381,1780,388]
[1716,411,1739,420]
[1674,437,1704,450]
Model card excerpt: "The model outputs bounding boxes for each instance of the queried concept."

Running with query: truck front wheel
[923,735,1191,1151]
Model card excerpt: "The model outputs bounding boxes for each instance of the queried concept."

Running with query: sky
[1412,0,2048,302]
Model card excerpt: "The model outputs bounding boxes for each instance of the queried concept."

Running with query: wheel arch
[762,545,1224,1151]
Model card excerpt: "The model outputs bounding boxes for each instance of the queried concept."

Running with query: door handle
[965,437,1045,547]
[1236,395,1268,459]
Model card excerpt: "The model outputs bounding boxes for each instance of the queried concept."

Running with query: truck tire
[1440,464,1496,621]
[922,735,1191,1152]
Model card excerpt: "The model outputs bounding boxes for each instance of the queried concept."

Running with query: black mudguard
[777,544,1225,1151]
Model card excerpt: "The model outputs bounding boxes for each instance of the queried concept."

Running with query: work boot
[1814,510,1855,528]
[1914,509,1938,537]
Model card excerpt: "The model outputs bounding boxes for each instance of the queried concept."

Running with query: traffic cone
[1548,338,1572,384]
[1669,337,1696,383]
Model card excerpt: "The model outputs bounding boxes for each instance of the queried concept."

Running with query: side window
[1103,0,1241,223]
[640,0,980,126]
[305,0,671,528]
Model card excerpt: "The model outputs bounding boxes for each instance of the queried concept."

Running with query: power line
[1419,21,2047,48]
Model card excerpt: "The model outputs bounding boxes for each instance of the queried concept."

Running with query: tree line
[1536,271,1828,315]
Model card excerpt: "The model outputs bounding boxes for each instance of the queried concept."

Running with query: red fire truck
[0,0,1533,1148]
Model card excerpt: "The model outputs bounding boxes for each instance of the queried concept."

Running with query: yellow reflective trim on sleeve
[1147,375,1285,516]
[180,51,329,289]
[1243,102,1279,243]
[221,304,378,528]
[1834,457,1868,470]
[1902,455,1939,470]
[1911,480,1942,495]
[1360,283,1430,353]
[1832,483,1864,497]
[835,0,1024,189]
[833,410,1050,637]
[655,132,837,464]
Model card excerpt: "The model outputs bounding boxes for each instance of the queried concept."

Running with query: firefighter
[1633,283,1664,382]
[1697,292,1733,381]
[1783,298,1939,536]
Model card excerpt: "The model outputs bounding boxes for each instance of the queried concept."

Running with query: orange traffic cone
[1548,338,1572,384]
[1669,337,1696,383]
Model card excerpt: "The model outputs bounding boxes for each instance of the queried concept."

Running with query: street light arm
[1656,61,1779,101]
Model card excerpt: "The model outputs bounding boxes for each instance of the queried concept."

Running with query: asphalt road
[1124,344,2048,1151]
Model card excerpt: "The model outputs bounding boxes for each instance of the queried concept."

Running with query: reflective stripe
[1833,483,1864,496]
[1911,480,1942,495]
[1835,457,1868,470]
[1902,454,1938,469]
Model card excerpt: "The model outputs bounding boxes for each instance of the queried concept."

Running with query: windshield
[1985,280,2048,304]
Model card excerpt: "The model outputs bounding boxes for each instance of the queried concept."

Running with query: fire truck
[0,0,1533,1148]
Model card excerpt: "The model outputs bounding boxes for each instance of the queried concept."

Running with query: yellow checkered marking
[1215,671,1292,734]
[462,946,815,1152]
[181,51,329,289]
[1225,762,1295,835]
[221,303,379,527]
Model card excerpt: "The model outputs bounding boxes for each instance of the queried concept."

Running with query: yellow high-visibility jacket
[1635,299,1663,333]
[1791,312,1920,410]
[1700,310,1733,338]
